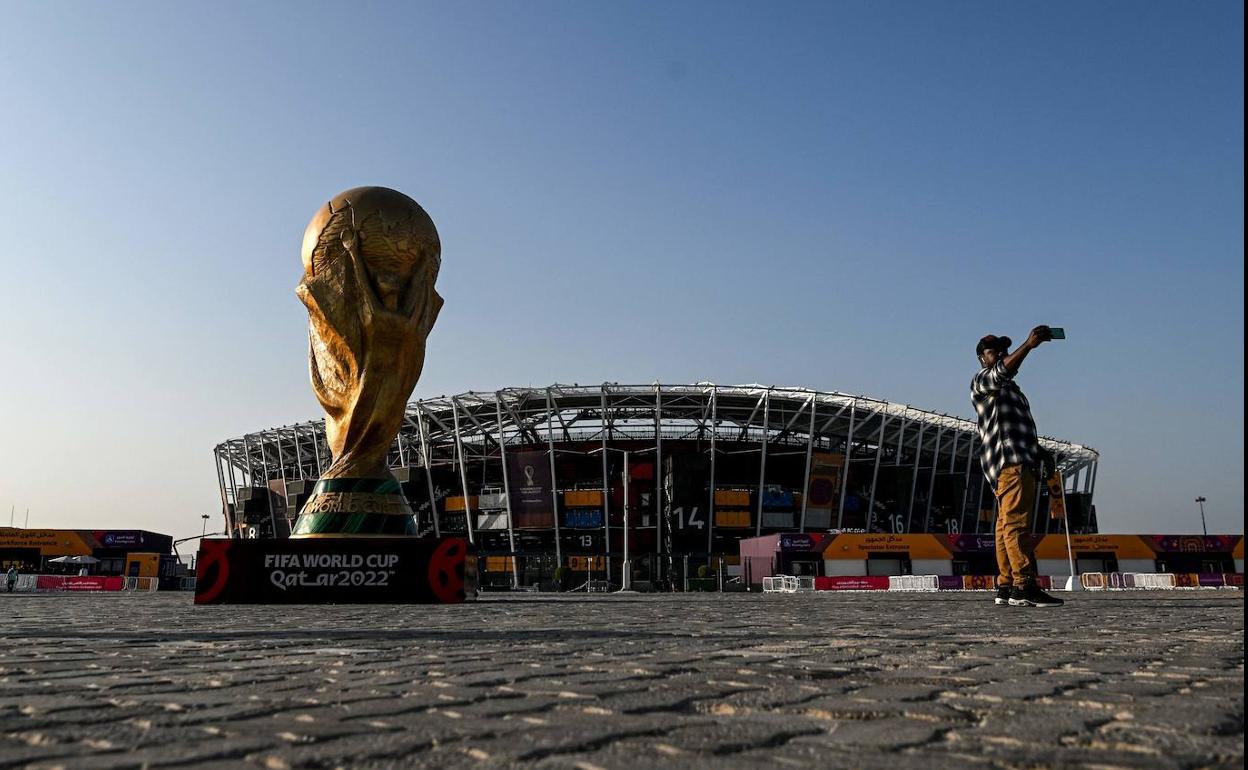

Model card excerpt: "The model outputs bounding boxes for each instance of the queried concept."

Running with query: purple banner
[1149,535,1238,553]
[780,533,825,552]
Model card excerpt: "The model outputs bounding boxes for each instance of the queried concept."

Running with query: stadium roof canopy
[214,383,1099,495]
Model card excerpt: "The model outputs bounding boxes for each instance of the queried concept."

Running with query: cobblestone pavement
[0,591,1242,769]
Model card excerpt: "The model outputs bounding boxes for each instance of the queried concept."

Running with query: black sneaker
[994,586,1011,605]
[1008,583,1065,607]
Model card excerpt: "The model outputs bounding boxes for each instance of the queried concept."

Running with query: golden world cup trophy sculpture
[290,187,444,537]
[193,186,472,605]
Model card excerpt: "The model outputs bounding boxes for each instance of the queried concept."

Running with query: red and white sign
[63,576,124,591]
[814,576,890,591]
[33,575,125,592]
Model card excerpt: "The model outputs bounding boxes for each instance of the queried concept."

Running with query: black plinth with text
[194,536,475,604]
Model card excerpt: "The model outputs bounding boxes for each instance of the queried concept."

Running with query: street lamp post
[201,514,210,539]
[1195,497,1207,537]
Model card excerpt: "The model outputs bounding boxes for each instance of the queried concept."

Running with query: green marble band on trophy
[288,186,444,539]
[290,478,419,536]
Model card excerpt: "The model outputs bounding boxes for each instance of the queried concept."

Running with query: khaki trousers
[995,464,1037,588]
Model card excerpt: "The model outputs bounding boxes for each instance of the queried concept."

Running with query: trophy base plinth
[194,536,476,605]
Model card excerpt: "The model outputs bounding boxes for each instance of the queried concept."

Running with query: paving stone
[0,590,1240,769]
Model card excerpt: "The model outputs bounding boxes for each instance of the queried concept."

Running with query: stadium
[214,383,1106,588]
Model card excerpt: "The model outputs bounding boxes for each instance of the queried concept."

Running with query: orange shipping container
[564,490,604,507]
[484,556,514,573]
[714,510,751,528]
[125,552,161,578]
[568,556,605,572]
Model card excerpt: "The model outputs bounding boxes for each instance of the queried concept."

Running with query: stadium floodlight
[1195,497,1208,537]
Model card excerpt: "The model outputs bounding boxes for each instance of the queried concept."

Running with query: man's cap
[976,334,1012,356]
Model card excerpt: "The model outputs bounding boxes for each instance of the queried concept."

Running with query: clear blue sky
[0,1,1241,539]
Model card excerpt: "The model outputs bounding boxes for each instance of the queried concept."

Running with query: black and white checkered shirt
[971,361,1040,486]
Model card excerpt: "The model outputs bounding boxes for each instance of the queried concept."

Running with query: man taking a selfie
[972,326,1065,608]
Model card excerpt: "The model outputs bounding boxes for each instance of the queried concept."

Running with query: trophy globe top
[301,186,441,288]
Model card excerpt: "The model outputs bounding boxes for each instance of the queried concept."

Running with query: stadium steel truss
[214,383,1100,577]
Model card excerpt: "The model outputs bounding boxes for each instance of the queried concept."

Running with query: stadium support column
[958,433,975,534]
[248,434,278,539]
[905,424,926,533]
[416,406,441,538]
[922,427,944,532]
[755,389,771,537]
[942,431,958,531]
[1056,465,1078,535]
[214,448,234,537]
[275,429,290,530]
[450,398,476,545]
[706,385,718,558]
[546,388,563,565]
[293,427,305,481]
[241,434,254,491]
[653,383,662,566]
[224,443,242,539]
[865,413,890,532]
[257,434,276,537]
[799,395,816,532]
[312,425,324,475]
[495,394,519,590]
[600,384,612,584]
[836,401,857,530]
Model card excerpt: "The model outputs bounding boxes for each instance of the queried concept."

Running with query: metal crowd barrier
[888,575,940,592]
[760,572,1242,595]
[762,575,807,593]
[1079,572,1238,590]
[123,577,160,592]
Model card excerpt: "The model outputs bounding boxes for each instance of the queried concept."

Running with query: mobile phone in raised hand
[1047,327,1065,340]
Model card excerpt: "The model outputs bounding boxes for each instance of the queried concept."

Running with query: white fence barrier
[888,575,939,592]
[762,575,803,593]
[761,571,1235,595]
[1082,572,1184,591]
[1125,573,1177,590]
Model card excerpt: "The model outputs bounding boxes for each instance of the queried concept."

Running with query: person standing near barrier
[972,328,1065,608]
[6,566,17,592]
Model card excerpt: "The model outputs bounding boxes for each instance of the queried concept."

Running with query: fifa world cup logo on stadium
[290,187,443,538]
